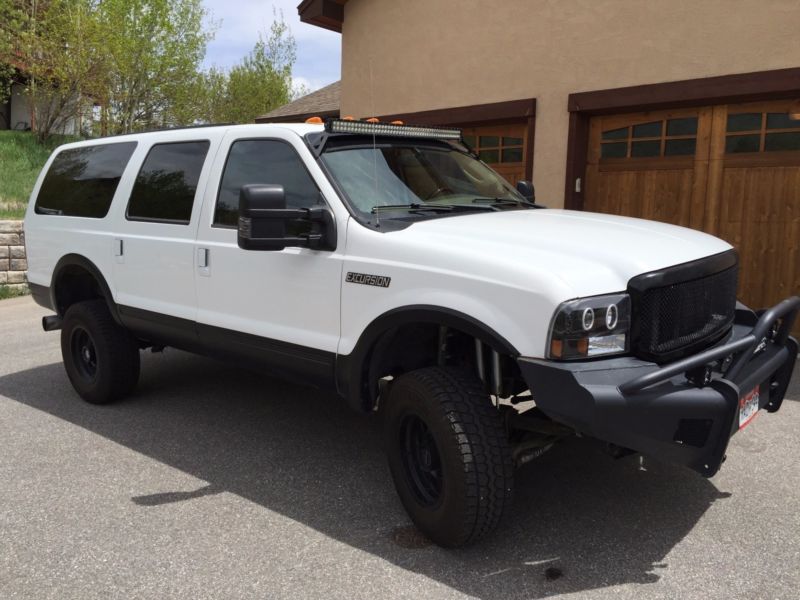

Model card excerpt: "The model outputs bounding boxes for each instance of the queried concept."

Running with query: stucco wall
[339,0,800,207]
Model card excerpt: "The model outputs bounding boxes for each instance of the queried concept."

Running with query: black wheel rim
[70,326,98,381]
[400,414,443,506]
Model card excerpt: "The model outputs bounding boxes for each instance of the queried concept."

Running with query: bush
[0,284,29,300]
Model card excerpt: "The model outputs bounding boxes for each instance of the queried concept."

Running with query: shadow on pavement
[0,350,736,599]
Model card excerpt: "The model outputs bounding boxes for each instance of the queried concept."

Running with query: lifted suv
[25,119,798,547]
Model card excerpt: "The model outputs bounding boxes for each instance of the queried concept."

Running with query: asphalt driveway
[1,296,798,599]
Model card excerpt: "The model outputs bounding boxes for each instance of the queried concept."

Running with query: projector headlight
[548,293,631,360]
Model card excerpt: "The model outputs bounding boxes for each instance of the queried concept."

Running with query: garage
[584,99,800,319]
[563,70,800,333]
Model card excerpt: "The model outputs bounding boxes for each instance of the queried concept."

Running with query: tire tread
[386,366,514,546]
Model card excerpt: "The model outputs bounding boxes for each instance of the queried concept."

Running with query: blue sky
[202,0,341,92]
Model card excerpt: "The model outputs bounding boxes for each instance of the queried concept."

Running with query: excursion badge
[346,272,391,288]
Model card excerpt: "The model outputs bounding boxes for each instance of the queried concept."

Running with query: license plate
[738,386,760,430]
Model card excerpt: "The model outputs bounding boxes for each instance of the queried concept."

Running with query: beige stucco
[339,0,800,207]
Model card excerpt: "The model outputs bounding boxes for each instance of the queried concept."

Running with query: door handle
[114,238,124,264]
[197,247,211,277]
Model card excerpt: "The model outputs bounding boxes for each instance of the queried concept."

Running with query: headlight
[548,293,630,359]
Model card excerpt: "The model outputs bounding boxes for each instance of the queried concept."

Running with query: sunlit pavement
[1,295,798,600]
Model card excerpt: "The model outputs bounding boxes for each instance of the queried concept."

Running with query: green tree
[15,0,101,141]
[202,18,297,124]
[196,66,228,124]
[0,1,24,118]
[95,0,214,134]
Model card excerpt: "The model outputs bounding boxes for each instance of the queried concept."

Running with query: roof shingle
[255,81,340,122]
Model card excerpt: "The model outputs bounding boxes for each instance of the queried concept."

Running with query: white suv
[24,119,799,547]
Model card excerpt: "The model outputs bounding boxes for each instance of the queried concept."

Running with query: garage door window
[600,117,698,160]
[462,134,524,164]
[725,111,800,154]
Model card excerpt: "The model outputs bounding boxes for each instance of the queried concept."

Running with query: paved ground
[1,296,798,600]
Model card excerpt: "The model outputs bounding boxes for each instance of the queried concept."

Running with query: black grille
[629,254,738,363]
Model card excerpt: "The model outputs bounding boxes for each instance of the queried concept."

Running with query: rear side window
[35,142,137,218]
[127,141,210,224]
[214,139,322,227]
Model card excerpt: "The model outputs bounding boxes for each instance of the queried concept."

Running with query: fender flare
[50,254,122,325]
[336,305,520,412]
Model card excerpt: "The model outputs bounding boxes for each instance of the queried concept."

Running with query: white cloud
[202,0,341,92]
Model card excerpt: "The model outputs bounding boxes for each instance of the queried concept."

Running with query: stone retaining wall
[0,220,27,291]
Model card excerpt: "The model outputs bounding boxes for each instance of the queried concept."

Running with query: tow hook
[42,315,62,332]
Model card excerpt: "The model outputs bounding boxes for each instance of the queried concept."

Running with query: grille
[630,261,738,363]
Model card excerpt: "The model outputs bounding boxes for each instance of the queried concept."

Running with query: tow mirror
[237,184,336,251]
[516,180,535,202]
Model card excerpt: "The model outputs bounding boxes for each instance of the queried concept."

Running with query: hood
[392,208,732,299]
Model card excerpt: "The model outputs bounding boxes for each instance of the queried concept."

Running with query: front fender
[336,304,520,411]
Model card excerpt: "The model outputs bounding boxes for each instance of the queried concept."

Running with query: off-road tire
[383,366,514,548]
[61,300,140,404]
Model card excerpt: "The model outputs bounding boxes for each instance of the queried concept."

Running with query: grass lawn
[0,131,78,219]
[0,284,29,300]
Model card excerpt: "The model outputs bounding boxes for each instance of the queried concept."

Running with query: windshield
[320,143,529,220]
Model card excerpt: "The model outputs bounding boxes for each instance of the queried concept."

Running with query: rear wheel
[61,300,140,404]
[383,367,514,547]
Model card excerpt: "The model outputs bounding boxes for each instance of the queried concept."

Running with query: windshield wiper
[36,207,63,215]
[472,197,540,208]
[371,203,497,214]
[371,203,453,214]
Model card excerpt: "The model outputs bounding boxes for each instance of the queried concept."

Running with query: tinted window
[215,140,322,227]
[601,142,627,158]
[602,127,628,140]
[632,121,662,138]
[727,113,762,132]
[631,140,661,157]
[35,142,137,218]
[666,117,698,136]
[127,141,210,223]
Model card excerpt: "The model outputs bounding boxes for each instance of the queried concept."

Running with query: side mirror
[237,184,336,251]
[516,180,535,202]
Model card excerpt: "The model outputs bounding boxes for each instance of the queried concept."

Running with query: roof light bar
[325,118,462,140]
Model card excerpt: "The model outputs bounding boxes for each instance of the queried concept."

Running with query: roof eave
[297,0,345,33]
[255,109,339,124]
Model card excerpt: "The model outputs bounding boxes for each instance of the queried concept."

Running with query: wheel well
[356,321,525,411]
[52,263,109,317]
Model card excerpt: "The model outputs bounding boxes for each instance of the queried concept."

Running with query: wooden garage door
[462,124,528,185]
[585,100,800,327]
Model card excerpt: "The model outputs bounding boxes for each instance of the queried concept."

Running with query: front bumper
[518,297,799,477]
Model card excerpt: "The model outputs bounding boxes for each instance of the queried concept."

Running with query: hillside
[0,131,76,219]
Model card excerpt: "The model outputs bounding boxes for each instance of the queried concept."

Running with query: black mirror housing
[516,180,535,202]
[238,184,336,252]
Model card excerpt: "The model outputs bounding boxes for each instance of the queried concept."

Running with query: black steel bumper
[518,297,799,477]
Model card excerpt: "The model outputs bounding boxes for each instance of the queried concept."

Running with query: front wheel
[61,300,140,404]
[383,367,514,547]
